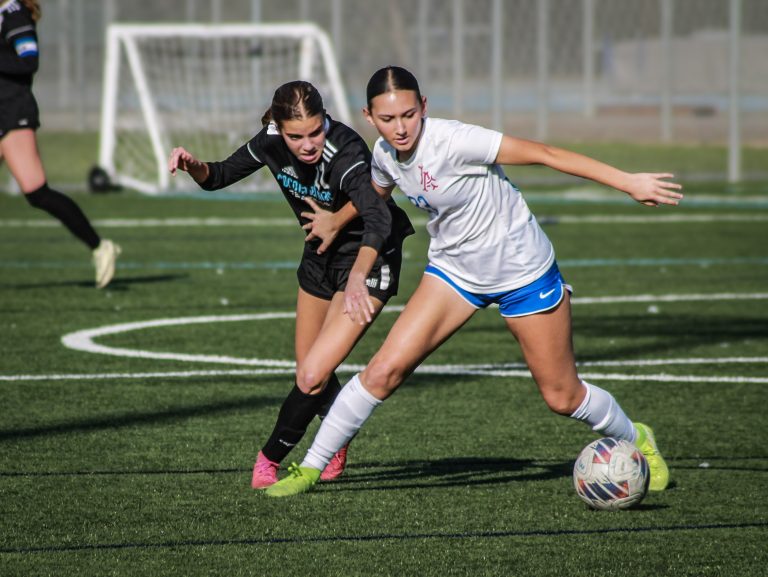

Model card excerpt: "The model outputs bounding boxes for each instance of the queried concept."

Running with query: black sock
[317,373,342,420]
[26,183,101,250]
[261,376,341,463]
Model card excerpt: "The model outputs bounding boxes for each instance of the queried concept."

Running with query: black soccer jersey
[0,0,38,89]
[201,116,414,264]
[0,0,40,136]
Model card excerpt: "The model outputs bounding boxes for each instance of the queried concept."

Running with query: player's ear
[420,96,428,118]
[362,107,375,126]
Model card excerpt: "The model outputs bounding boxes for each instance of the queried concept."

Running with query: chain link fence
[32,0,768,182]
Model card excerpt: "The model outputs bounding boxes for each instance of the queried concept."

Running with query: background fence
[32,0,768,183]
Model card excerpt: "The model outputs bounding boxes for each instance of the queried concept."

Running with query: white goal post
[97,23,352,194]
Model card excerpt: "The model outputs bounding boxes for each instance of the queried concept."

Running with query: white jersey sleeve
[445,122,502,167]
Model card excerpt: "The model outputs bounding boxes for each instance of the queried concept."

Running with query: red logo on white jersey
[419,165,438,193]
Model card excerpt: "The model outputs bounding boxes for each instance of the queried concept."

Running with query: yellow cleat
[634,422,670,491]
[265,463,321,498]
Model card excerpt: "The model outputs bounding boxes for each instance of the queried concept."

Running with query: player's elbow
[24,56,40,74]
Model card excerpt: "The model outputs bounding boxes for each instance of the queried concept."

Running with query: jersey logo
[267,122,279,135]
[419,164,438,192]
[14,36,38,57]
[322,139,338,163]
[281,165,298,178]
[275,171,331,204]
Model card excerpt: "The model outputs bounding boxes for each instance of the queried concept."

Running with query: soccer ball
[573,437,650,511]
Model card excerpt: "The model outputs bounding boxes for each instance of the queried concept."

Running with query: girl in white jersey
[266,66,683,498]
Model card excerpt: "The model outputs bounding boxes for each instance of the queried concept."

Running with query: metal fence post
[490,0,503,131]
[660,0,673,142]
[452,0,464,118]
[537,0,549,140]
[583,0,595,117]
[728,0,742,183]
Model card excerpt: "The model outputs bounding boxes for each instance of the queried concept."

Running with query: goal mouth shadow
[325,456,573,492]
[3,273,188,290]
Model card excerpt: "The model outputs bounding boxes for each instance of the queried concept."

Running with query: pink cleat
[320,444,349,481]
[251,451,279,489]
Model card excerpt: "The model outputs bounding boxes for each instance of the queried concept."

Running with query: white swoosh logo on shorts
[539,288,556,299]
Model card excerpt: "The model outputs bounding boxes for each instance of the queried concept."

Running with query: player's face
[279,115,326,165]
[364,90,427,161]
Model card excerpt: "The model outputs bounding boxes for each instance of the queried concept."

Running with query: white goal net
[97,23,352,194]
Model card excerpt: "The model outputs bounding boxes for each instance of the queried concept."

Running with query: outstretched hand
[301,197,341,254]
[168,146,202,176]
[343,273,376,325]
[623,173,683,207]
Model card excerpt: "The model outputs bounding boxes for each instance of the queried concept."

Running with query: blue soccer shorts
[424,261,572,317]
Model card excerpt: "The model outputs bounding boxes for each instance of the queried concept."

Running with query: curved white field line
[61,312,303,368]
[60,293,768,368]
[4,292,764,384]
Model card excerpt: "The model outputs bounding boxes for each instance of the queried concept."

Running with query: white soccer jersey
[371,117,555,293]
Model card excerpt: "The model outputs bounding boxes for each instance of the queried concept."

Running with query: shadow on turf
[2,273,188,290]
[0,393,283,441]
[324,456,574,491]
[570,313,768,362]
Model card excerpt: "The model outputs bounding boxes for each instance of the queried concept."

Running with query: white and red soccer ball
[573,437,650,511]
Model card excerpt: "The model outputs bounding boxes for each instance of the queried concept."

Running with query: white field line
[0,292,762,384]
[2,213,768,228]
[571,292,768,304]
[1,368,767,384]
[59,292,768,367]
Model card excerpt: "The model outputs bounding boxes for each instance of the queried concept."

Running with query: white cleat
[92,239,121,289]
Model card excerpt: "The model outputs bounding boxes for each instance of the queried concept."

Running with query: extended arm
[168,147,210,183]
[495,136,683,207]
[168,139,264,191]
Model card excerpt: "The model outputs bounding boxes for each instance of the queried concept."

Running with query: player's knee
[540,382,583,416]
[24,183,53,209]
[295,364,329,395]
[361,357,404,398]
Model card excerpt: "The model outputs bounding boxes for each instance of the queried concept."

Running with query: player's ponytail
[21,0,41,22]
[366,66,422,109]
[263,80,325,128]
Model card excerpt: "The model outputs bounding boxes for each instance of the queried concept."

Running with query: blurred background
[16,0,768,189]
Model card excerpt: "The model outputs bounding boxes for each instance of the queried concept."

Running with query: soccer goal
[96,23,352,194]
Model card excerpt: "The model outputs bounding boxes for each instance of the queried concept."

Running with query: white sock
[302,374,382,470]
[570,381,636,442]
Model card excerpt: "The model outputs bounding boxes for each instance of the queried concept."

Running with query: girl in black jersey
[168,80,413,488]
[0,0,120,288]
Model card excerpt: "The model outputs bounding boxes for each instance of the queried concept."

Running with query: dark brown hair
[261,80,325,127]
[21,0,41,21]
[366,66,422,109]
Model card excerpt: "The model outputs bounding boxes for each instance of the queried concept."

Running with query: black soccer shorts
[0,89,40,138]
[297,247,403,303]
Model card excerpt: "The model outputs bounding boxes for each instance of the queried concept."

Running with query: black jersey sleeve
[332,152,392,253]
[0,3,39,76]
[200,136,265,191]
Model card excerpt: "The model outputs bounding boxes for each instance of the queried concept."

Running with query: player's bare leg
[505,292,668,490]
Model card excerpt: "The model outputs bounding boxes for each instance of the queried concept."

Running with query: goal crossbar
[98,23,352,194]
